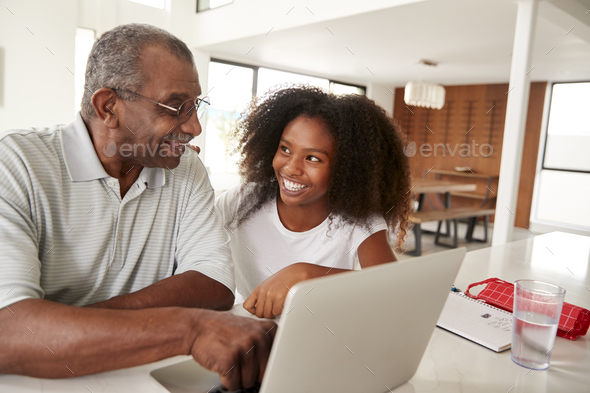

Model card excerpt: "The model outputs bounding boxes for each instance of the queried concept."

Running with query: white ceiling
[199,0,590,87]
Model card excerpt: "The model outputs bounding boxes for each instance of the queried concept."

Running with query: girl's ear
[91,88,119,129]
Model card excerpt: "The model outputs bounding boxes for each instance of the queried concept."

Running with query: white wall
[0,0,77,130]
[194,0,424,47]
[366,83,395,117]
[0,0,207,130]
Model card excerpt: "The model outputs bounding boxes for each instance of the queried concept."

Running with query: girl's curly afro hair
[231,85,412,250]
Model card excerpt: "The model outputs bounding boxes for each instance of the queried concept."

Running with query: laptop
[150,248,466,393]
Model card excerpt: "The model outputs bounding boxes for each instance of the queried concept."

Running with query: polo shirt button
[117,231,122,240]
[107,180,115,187]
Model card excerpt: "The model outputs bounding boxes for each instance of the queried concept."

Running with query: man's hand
[0,299,275,386]
[190,310,277,390]
[243,263,317,319]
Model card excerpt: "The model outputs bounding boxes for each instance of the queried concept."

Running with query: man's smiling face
[114,45,203,169]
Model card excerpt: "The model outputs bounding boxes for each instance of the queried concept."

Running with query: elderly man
[0,24,274,390]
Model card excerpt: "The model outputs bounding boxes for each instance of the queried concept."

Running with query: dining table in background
[408,178,478,256]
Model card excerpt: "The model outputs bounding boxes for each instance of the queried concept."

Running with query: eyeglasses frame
[112,88,210,122]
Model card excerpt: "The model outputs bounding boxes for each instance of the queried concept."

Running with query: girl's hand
[243,263,313,319]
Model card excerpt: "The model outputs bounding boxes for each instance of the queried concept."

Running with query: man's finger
[258,321,277,382]
[216,347,242,392]
[220,367,241,392]
[240,341,259,388]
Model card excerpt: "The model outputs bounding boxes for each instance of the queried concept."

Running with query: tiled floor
[397,220,538,260]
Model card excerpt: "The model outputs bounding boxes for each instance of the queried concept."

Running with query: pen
[451,285,462,293]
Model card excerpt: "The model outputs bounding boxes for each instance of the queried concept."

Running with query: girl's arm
[243,263,349,318]
[357,229,397,268]
[244,231,396,318]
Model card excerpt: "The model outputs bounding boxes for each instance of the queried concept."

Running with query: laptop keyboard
[209,384,261,393]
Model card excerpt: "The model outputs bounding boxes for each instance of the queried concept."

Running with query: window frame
[541,80,590,175]
[209,58,366,98]
[197,0,234,13]
[329,80,367,95]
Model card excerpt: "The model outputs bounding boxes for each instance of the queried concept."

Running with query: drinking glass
[511,280,565,370]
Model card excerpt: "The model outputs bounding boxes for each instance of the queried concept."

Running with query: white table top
[2,231,589,393]
[408,231,590,393]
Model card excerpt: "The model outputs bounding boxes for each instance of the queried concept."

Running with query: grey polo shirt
[0,113,234,308]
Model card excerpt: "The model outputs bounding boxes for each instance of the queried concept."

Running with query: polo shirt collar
[60,112,166,189]
[139,165,166,189]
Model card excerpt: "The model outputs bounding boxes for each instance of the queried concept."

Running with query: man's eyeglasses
[113,88,210,124]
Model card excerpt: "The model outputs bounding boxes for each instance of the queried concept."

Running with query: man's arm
[0,298,275,390]
[88,271,234,310]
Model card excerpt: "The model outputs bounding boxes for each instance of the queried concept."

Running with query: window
[543,82,590,173]
[330,81,366,95]
[257,68,329,97]
[204,59,366,191]
[197,0,233,12]
[204,61,255,191]
[532,81,590,231]
[74,27,96,114]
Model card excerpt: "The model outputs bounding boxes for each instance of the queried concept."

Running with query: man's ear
[92,88,119,129]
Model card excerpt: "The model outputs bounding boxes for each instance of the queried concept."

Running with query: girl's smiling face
[272,115,335,210]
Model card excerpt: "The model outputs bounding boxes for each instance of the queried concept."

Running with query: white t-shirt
[215,185,389,301]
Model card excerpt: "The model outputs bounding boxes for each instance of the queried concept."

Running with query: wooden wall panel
[393,82,546,228]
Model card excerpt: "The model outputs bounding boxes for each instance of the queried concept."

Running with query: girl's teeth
[284,178,307,192]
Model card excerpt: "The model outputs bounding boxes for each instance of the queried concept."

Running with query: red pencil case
[464,278,590,341]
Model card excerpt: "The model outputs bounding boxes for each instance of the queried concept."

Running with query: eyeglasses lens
[178,101,195,124]
[177,98,210,124]
[197,98,210,119]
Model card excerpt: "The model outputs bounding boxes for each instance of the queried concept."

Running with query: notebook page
[437,292,513,352]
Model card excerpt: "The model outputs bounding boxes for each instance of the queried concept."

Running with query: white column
[492,0,538,246]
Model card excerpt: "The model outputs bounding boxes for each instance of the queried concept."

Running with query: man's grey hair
[80,23,195,119]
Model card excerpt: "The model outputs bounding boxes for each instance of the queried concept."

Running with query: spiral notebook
[436,291,513,352]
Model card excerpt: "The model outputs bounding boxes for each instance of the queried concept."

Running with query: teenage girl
[215,85,412,319]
